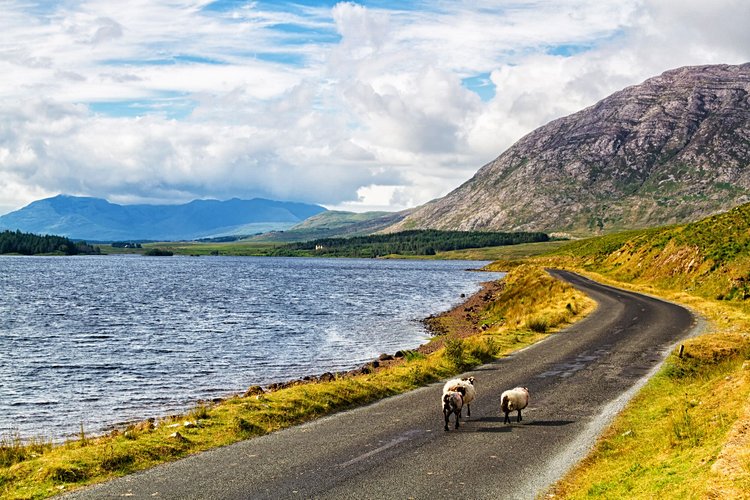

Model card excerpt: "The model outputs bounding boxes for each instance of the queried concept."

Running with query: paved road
[67,270,698,499]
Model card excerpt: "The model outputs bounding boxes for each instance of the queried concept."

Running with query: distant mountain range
[5,65,749,243]
[387,63,750,235]
[0,195,327,241]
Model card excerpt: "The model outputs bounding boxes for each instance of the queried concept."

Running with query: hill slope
[0,195,327,241]
[389,63,750,235]
[537,201,750,499]
[554,199,750,303]
[250,209,410,242]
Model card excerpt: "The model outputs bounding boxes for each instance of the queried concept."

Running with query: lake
[0,255,502,440]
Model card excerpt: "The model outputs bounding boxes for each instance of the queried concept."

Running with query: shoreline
[3,264,600,498]
[72,275,506,440]
[236,278,504,397]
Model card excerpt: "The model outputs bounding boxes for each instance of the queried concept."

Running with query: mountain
[250,209,411,242]
[0,195,327,241]
[388,63,750,235]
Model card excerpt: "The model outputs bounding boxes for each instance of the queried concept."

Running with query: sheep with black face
[442,390,464,431]
[442,376,476,417]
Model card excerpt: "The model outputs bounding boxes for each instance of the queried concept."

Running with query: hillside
[389,63,750,235]
[272,229,549,257]
[0,195,326,241]
[529,202,750,498]
[553,200,750,300]
[250,209,410,242]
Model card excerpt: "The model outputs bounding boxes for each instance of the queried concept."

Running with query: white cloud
[0,0,748,215]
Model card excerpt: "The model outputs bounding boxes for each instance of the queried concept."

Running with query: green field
[101,233,566,261]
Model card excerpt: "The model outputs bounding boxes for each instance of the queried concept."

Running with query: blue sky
[1,0,748,214]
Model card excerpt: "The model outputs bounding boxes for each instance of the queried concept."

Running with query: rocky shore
[238,278,505,398]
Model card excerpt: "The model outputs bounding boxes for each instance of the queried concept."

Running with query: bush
[527,317,549,333]
[444,338,468,369]
[99,450,135,471]
[190,404,211,420]
[232,417,263,437]
[144,248,173,256]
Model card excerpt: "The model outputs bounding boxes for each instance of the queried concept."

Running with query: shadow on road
[468,417,575,432]
[475,427,512,433]
[523,420,575,427]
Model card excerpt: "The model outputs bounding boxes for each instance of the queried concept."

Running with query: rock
[169,431,189,442]
[387,64,750,235]
[378,353,394,361]
[244,385,265,397]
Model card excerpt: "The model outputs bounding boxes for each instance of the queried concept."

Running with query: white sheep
[501,387,529,424]
[443,376,476,417]
[443,391,464,431]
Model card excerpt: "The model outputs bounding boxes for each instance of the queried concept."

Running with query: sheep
[443,390,464,431]
[501,387,529,424]
[442,376,476,417]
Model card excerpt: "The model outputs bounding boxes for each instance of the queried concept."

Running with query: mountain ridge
[0,195,327,241]
[387,63,750,235]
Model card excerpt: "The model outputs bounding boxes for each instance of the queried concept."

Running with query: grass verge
[1,264,592,499]
[535,264,750,499]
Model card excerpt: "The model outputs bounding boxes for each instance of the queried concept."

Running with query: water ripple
[0,255,501,440]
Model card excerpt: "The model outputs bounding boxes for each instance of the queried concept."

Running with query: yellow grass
[1,264,591,499]
[536,264,750,499]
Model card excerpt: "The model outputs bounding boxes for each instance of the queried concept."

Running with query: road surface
[67,270,698,499]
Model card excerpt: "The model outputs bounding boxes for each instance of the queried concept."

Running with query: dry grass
[1,264,591,499]
[538,262,750,498]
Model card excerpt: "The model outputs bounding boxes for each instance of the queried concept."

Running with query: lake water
[0,255,502,440]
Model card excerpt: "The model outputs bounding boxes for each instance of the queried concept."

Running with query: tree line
[272,229,550,257]
[0,230,101,255]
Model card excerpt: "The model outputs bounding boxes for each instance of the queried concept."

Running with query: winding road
[67,270,698,499]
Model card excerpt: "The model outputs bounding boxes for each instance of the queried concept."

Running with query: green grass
[549,202,750,304]
[533,202,750,498]
[0,264,592,499]
[431,240,571,261]
[102,239,570,261]
[104,241,282,256]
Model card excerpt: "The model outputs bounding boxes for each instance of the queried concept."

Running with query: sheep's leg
[455,410,460,429]
[517,410,522,422]
[444,411,450,431]
[503,411,510,424]
[466,403,471,417]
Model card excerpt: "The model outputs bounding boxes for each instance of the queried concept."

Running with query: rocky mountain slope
[0,195,326,241]
[388,63,750,235]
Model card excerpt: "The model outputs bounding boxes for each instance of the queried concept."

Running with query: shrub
[444,338,468,369]
[232,417,263,437]
[190,404,211,420]
[48,464,89,483]
[99,450,135,472]
[144,248,173,256]
[527,316,549,333]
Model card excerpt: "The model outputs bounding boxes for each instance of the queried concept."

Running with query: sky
[1,0,749,215]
